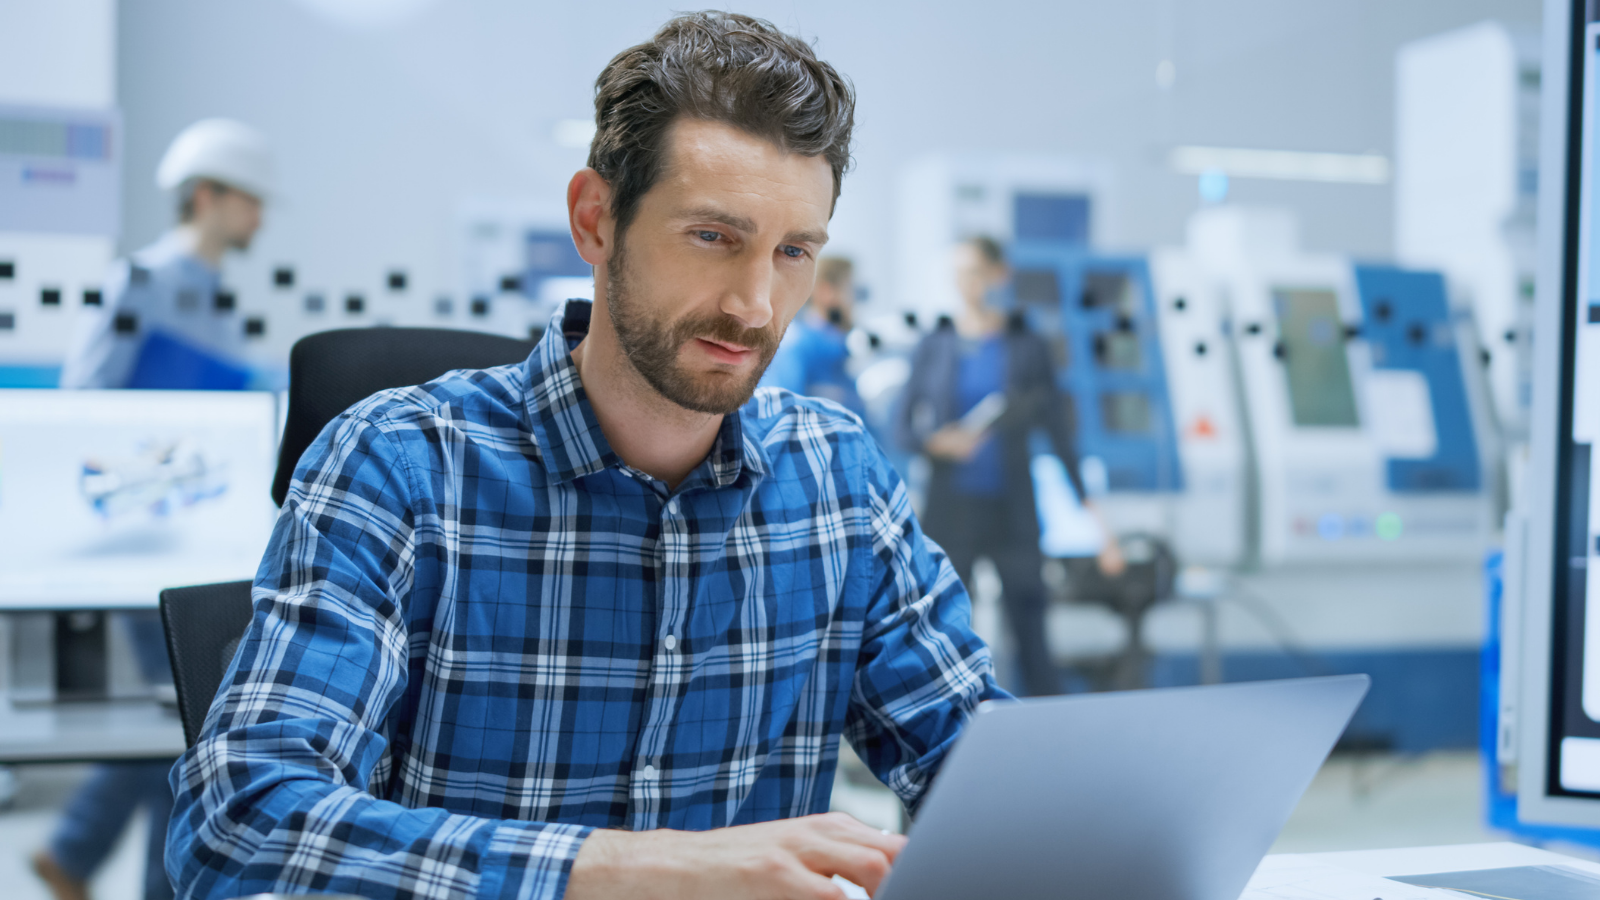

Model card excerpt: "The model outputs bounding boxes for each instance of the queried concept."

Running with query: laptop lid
[877,674,1370,900]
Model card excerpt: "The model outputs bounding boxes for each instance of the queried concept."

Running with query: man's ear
[568,168,614,267]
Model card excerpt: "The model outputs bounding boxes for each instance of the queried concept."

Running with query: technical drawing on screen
[0,390,278,610]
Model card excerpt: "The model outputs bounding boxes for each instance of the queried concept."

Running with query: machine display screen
[1100,391,1153,435]
[1273,287,1360,428]
[0,116,111,161]
[0,390,279,610]
[1080,270,1136,314]
[1013,269,1061,307]
[1095,331,1143,371]
[1549,8,1600,798]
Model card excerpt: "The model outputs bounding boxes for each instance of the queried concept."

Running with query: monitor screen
[0,390,279,610]
[1273,287,1361,428]
[1549,5,1600,798]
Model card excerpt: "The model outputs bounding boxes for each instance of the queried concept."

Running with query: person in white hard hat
[59,118,273,391]
[35,120,273,900]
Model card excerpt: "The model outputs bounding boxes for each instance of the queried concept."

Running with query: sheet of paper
[1363,369,1437,459]
[833,875,869,899]
[1241,854,1456,900]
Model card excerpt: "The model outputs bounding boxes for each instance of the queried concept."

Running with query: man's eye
[697,231,722,243]
[781,245,805,259]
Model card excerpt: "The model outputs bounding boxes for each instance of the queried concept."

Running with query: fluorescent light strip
[1169,145,1390,185]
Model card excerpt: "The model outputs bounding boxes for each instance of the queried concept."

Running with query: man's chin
[656,368,763,416]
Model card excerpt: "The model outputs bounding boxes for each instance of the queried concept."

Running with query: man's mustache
[676,312,780,356]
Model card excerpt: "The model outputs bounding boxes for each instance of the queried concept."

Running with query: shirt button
[663,634,677,651]
[642,764,657,780]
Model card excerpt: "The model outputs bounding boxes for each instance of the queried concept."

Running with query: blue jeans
[49,611,177,900]
[50,761,176,900]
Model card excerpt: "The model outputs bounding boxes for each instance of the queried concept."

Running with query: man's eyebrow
[676,206,757,235]
[675,205,828,246]
[785,227,829,247]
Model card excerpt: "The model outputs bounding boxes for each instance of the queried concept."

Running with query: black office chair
[1057,532,1179,692]
[271,327,538,505]
[159,580,255,748]
[160,327,538,748]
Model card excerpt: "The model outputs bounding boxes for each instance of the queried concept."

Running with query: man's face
[811,277,853,329]
[604,118,833,414]
[197,183,264,251]
[953,243,1002,307]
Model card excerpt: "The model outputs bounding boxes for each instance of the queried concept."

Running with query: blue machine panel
[1353,264,1481,493]
[1013,193,1091,245]
[1009,243,1183,492]
[522,229,591,298]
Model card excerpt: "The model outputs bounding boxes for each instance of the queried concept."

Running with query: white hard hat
[155,118,274,200]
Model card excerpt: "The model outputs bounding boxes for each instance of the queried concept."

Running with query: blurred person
[34,119,273,900]
[759,255,866,415]
[165,14,1003,900]
[897,236,1124,697]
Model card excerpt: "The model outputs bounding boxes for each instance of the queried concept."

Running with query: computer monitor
[1515,0,1600,829]
[0,389,278,610]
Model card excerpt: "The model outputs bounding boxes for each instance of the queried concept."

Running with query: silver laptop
[876,674,1371,900]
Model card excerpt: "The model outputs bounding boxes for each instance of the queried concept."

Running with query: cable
[1217,576,1338,678]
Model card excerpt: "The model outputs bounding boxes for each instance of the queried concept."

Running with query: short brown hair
[588,12,855,235]
[967,235,1006,268]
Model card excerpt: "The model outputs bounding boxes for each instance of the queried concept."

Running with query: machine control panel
[1009,243,1184,493]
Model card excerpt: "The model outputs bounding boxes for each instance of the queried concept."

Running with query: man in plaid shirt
[168,12,1006,900]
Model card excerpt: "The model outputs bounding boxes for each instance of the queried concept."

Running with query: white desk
[1245,842,1600,899]
[1309,841,1600,877]
[0,696,186,763]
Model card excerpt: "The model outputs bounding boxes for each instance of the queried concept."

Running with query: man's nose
[721,255,775,330]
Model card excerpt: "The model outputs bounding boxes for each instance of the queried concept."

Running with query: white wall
[115,0,1541,326]
[0,0,115,108]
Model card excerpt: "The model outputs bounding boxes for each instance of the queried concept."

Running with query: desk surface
[1307,841,1600,878]
[0,696,186,763]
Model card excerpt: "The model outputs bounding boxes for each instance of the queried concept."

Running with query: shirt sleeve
[57,259,141,389]
[844,443,1010,814]
[166,410,590,900]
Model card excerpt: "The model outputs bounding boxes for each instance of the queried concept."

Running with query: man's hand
[1096,539,1127,578]
[924,425,986,462]
[566,812,907,900]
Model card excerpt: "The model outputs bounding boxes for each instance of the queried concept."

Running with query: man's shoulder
[340,362,529,438]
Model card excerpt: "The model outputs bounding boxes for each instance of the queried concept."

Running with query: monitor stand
[4,611,151,705]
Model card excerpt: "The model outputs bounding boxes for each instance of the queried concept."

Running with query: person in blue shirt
[898,236,1124,698]
[760,255,865,416]
[166,15,1002,900]
[33,119,273,900]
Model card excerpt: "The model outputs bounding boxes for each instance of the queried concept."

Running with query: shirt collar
[523,299,767,488]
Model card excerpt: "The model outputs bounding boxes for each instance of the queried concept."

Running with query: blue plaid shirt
[168,300,1004,900]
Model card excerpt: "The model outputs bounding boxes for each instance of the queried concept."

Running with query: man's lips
[694,337,756,365]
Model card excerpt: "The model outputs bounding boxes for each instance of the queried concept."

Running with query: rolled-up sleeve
[844,447,1009,813]
[166,410,590,900]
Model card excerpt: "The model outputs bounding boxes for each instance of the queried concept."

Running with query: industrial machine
[0,103,120,388]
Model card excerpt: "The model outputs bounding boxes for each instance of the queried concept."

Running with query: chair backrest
[159,580,256,748]
[272,327,538,506]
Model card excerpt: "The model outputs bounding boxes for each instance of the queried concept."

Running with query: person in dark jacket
[898,236,1123,696]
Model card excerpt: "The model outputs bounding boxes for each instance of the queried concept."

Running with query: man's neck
[173,224,227,269]
[570,300,724,492]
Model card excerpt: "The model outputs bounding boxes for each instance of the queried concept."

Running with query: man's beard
[605,239,782,415]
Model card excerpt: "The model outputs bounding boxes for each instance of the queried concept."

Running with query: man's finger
[790,836,895,895]
[812,813,907,860]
